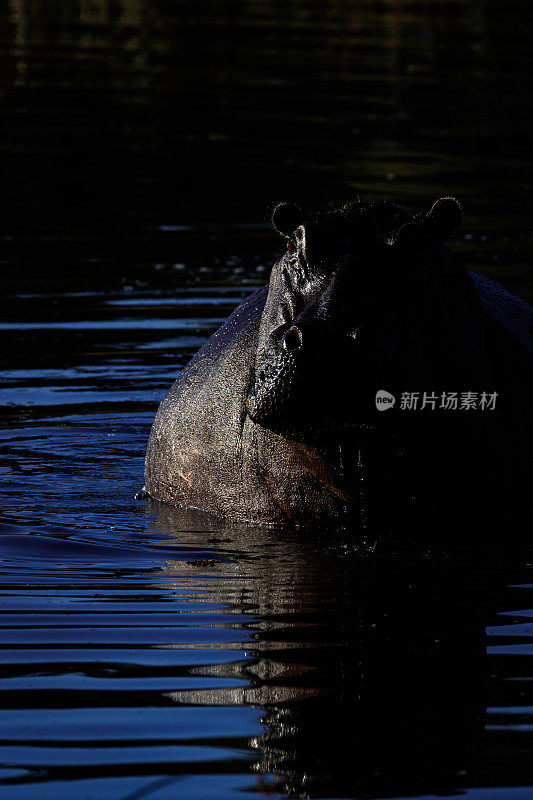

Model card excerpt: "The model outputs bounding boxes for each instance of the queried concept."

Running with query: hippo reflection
[149,502,530,798]
[145,198,533,524]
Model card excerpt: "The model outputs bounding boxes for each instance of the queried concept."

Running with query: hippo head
[246,197,487,440]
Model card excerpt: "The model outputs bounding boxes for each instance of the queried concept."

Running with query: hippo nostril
[283,325,303,352]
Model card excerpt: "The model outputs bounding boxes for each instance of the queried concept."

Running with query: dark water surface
[1,1,533,799]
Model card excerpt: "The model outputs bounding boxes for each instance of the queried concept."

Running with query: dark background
[2,5,533,799]
[1,0,532,298]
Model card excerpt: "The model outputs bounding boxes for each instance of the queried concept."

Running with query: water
[1,1,533,798]
[2,285,533,800]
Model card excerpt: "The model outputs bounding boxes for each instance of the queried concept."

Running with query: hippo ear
[424,197,463,240]
[272,202,304,236]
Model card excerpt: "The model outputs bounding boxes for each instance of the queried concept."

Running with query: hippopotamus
[145,198,533,525]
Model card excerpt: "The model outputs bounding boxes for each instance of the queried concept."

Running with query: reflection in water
[149,501,530,798]
[1,0,533,301]
[1,282,532,798]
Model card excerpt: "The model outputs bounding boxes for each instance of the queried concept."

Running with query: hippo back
[472,272,533,357]
[145,286,267,515]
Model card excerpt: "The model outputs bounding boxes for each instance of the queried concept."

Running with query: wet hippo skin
[145,198,533,524]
